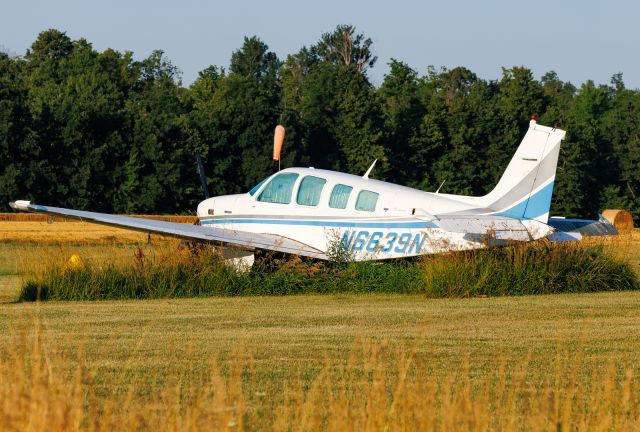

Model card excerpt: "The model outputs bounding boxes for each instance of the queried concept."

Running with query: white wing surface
[8,201,327,259]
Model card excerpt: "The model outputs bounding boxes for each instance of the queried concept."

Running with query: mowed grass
[5,292,640,380]
[2,293,640,430]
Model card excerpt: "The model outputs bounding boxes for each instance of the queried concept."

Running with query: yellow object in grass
[64,254,85,271]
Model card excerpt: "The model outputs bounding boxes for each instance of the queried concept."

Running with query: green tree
[115,50,192,213]
[4,27,640,221]
[279,27,384,177]
[314,25,377,74]
[24,33,129,210]
[332,66,386,176]
[487,67,545,186]
[552,81,611,217]
[0,53,39,206]
[412,67,498,195]
[188,37,282,196]
[379,60,424,185]
[25,29,73,64]
[601,75,640,216]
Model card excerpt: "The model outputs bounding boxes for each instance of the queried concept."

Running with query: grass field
[0,219,167,243]
[1,220,640,430]
[2,293,640,430]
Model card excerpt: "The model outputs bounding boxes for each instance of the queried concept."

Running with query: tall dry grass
[583,229,640,273]
[1,318,639,431]
[421,240,639,296]
[16,239,639,301]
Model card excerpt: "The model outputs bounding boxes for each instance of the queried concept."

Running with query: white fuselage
[196,168,551,260]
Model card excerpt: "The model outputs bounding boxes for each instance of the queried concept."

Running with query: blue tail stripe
[497,181,554,220]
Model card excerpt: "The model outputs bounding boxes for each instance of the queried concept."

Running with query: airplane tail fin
[480,118,566,223]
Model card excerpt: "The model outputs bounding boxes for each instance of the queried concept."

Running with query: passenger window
[296,176,327,206]
[329,184,353,209]
[355,190,379,212]
[257,173,299,204]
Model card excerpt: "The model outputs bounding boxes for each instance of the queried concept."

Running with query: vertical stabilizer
[480,119,566,223]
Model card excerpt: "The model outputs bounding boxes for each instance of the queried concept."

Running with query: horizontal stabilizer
[435,215,532,241]
[546,217,618,242]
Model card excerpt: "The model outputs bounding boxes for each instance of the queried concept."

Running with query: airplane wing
[8,200,327,259]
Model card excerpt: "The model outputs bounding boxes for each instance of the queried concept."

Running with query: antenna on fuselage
[435,179,446,194]
[273,125,285,171]
[363,160,377,179]
[195,152,210,199]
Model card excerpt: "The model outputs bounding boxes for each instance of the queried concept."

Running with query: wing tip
[9,200,31,211]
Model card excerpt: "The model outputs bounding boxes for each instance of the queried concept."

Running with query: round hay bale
[602,209,634,231]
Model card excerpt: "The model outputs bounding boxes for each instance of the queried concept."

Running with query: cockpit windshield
[249,177,269,196]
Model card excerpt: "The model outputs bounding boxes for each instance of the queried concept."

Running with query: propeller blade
[195,152,210,200]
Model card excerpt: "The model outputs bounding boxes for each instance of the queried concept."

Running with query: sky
[1,0,638,89]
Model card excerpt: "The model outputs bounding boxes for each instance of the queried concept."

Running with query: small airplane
[9,117,617,266]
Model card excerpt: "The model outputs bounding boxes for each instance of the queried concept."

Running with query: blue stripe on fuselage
[200,218,438,229]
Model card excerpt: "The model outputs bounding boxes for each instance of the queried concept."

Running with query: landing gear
[218,246,255,272]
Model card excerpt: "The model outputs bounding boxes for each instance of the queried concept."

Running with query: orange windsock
[273,125,285,161]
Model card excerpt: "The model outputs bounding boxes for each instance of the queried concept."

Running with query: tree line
[1,27,639,218]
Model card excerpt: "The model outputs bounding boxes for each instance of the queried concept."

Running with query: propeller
[195,152,210,200]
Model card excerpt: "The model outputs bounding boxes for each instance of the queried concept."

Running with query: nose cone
[197,198,216,218]
[197,194,243,218]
